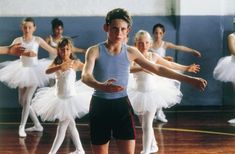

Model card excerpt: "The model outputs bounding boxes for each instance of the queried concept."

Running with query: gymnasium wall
[0,0,235,107]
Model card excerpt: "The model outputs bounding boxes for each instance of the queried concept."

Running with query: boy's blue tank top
[93,42,130,99]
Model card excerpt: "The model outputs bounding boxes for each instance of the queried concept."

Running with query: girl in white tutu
[32,38,90,154]
[213,18,235,124]
[213,33,235,84]
[0,17,57,137]
[44,18,86,86]
[150,23,202,123]
[128,30,200,154]
[150,23,201,61]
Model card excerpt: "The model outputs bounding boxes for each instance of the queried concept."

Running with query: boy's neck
[105,40,123,55]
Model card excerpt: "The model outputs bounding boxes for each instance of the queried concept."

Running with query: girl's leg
[18,88,27,137]
[68,119,85,154]
[228,83,235,123]
[20,86,42,132]
[25,106,43,131]
[49,118,70,154]
[139,111,158,154]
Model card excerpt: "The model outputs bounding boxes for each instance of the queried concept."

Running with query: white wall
[0,0,172,17]
[175,0,235,16]
[0,0,235,17]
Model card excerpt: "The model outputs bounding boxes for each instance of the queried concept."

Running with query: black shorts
[89,96,136,145]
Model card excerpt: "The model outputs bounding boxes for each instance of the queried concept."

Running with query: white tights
[138,111,157,154]
[227,84,235,124]
[49,118,84,154]
[18,86,42,136]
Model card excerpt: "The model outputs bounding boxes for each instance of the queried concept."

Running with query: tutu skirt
[0,61,12,69]
[32,80,93,121]
[128,74,182,115]
[213,55,235,83]
[0,58,52,88]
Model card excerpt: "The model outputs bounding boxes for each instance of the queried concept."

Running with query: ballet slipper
[140,150,150,154]
[153,115,157,121]
[150,143,158,153]
[228,119,235,124]
[69,149,85,154]
[156,110,168,123]
[25,124,43,132]
[19,125,27,137]
[140,145,158,154]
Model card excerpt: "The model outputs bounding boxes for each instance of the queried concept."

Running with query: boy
[82,8,207,154]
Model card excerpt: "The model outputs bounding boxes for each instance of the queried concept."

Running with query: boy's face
[104,19,130,43]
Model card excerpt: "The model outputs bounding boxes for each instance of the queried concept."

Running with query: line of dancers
[4,8,235,154]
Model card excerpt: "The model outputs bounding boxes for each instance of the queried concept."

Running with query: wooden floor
[1,106,235,154]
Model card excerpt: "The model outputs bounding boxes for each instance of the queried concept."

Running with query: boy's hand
[8,43,25,56]
[101,79,124,92]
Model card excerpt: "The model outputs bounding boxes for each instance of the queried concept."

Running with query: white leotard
[150,41,166,57]
[20,37,39,67]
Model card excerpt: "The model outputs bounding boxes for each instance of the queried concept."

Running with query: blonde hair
[134,30,153,43]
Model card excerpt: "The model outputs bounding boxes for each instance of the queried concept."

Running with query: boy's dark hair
[51,18,64,30]
[105,8,132,27]
[54,38,76,65]
[22,17,36,26]
[152,23,165,34]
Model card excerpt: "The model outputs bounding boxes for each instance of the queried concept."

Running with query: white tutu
[128,73,182,115]
[0,58,53,88]
[213,55,235,83]
[32,80,93,121]
[41,58,56,79]
[0,61,12,69]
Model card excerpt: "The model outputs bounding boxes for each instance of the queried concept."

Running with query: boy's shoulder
[126,45,138,53]
[86,43,100,57]
[88,43,100,51]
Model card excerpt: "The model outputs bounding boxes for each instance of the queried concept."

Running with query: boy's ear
[127,27,131,33]
[103,24,108,32]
